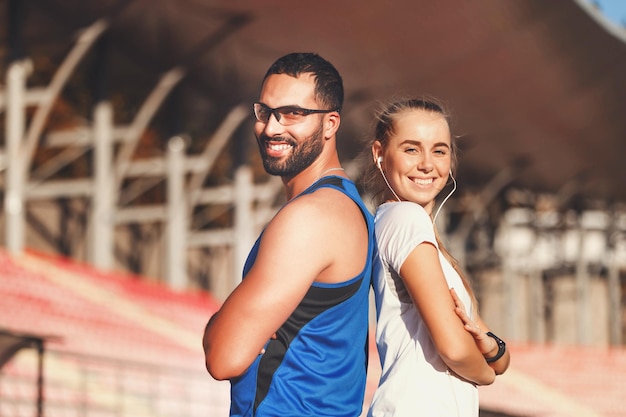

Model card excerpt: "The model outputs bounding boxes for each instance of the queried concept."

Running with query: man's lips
[261,135,295,157]
[266,142,292,152]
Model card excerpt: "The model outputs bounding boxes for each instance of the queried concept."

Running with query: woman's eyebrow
[399,139,450,148]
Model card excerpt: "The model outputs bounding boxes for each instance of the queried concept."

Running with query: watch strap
[485,331,506,363]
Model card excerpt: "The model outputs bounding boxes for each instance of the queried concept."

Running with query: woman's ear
[372,141,383,166]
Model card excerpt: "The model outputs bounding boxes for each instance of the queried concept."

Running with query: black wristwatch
[485,332,506,363]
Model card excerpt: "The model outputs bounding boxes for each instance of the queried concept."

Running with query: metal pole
[528,268,545,343]
[608,240,622,345]
[502,219,517,341]
[36,340,44,417]
[90,101,115,268]
[166,136,187,290]
[232,166,255,290]
[575,218,591,345]
[4,59,30,253]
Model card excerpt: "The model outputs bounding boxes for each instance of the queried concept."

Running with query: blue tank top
[229,176,375,417]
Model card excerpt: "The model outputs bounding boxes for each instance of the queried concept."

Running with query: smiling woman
[372,109,452,214]
[363,98,510,417]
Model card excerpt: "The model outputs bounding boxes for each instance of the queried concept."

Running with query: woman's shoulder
[376,201,431,222]
[374,201,438,266]
[375,202,434,237]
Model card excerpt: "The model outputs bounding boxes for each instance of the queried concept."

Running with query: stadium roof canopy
[2,0,626,202]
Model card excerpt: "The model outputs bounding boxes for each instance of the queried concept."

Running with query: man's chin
[263,162,302,178]
[263,162,288,177]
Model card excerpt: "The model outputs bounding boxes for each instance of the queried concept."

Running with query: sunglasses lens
[254,103,271,123]
[254,103,331,125]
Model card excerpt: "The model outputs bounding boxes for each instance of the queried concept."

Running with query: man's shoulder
[285,187,348,216]
[274,185,364,229]
[309,177,368,206]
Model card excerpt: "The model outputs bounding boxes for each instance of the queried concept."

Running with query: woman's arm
[400,243,495,385]
[451,288,511,375]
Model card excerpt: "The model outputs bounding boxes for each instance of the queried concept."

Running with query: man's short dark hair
[264,52,343,113]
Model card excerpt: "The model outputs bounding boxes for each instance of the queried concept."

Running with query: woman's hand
[450,288,496,356]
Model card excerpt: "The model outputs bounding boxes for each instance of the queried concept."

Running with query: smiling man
[202,53,376,417]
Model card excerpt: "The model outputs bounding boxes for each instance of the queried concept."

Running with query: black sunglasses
[253,102,337,126]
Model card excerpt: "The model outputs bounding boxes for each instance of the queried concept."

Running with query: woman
[364,98,510,417]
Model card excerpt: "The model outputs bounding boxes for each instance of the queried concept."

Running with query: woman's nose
[417,153,433,172]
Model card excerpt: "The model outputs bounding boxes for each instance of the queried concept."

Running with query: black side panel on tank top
[254,176,362,412]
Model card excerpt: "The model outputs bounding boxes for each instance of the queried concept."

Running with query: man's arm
[202,196,336,380]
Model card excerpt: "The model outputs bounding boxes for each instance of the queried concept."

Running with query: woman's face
[375,109,452,214]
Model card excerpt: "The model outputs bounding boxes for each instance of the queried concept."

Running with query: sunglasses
[253,102,337,126]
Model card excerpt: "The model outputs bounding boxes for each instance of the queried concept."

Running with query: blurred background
[1,0,625,416]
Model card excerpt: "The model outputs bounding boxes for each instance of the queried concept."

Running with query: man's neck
[282,160,344,200]
[282,173,314,201]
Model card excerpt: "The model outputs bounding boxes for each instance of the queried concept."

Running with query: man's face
[254,73,327,178]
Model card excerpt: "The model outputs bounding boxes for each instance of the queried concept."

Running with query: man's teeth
[268,143,292,151]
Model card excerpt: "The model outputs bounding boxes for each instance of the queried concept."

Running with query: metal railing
[0,349,229,417]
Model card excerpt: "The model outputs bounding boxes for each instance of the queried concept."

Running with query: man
[203,52,375,417]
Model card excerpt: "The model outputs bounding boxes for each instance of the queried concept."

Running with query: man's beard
[258,122,324,178]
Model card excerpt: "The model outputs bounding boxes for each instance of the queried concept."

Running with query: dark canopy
[2,0,626,200]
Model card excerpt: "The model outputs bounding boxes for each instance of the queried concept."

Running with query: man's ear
[324,112,341,139]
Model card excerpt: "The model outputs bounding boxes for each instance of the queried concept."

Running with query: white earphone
[375,155,457,213]
[433,169,457,223]
[375,155,401,201]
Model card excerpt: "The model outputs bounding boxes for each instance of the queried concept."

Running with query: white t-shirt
[368,202,478,417]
